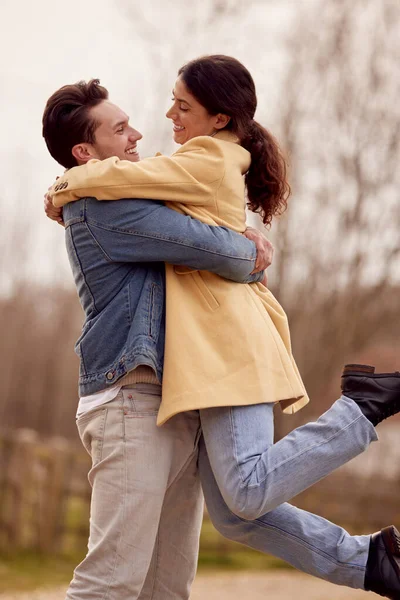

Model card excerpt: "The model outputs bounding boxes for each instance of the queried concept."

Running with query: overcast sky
[0,0,299,292]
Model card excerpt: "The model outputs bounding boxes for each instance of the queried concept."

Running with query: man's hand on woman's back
[44,176,64,226]
[44,191,64,225]
[244,226,274,275]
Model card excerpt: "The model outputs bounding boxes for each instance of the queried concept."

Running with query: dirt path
[190,572,378,599]
[0,571,380,599]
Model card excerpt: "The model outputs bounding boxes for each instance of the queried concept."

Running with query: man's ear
[214,113,231,130]
[71,143,96,164]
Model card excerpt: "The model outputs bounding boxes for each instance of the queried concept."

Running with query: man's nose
[130,129,143,141]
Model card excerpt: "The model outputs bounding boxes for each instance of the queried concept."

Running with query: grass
[0,551,289,594]
[0,550,85,593]
[0,519,290,593]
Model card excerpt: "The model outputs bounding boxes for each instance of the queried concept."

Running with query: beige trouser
[67,384,204,600]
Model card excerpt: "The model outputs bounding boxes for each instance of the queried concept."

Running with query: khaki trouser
[67,384,203,600]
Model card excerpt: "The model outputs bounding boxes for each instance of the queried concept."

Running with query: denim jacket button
[106,371,114,381]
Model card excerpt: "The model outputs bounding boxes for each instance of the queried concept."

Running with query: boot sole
[342,372,400,379]
[342,364,375,376]
[342,363,400,378]
[382,526,400,578]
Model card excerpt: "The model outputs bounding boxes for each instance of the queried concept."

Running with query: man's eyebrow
[172,90,191,107]
[113,116,129,129]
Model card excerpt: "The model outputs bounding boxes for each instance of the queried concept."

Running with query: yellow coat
[52,131,310,424]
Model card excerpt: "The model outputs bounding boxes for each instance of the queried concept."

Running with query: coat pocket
[173,266,219,311]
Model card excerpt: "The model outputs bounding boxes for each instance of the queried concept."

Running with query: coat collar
[213,130,240,144]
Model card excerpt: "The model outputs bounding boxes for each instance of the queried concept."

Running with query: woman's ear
[71,143,96,164]
[214,113,231,130]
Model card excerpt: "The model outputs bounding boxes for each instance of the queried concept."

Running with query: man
[43,80,400,600]
[43,79,271,600]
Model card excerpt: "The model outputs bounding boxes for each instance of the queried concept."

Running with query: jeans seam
[230,405,274,486]
[252,516,367,570]
[96,408,108,464]
[165,430,200,492]
[230,407,247,490]
[148,532,159,600]
[247,413,367,489]
[212,495,367,571]
[102,403,127,600]
[69,226,98,315]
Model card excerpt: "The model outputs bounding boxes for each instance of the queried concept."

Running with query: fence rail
[0,430,90,554]
[0,429,399,556]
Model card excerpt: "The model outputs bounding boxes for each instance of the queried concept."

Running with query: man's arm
[70,198,271,284]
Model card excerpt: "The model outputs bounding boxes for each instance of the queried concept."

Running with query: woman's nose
[166,105,175,119]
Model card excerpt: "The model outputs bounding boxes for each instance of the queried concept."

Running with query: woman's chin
[172,131,186,145]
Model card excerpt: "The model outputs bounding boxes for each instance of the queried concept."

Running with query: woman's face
[166,77,226,144]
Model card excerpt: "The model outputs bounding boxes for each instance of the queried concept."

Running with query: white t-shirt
[76,386,121,417]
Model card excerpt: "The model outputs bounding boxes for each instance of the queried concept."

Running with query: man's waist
[118,365,160,387]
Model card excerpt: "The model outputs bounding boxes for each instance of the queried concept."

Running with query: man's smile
[126,145,138,156]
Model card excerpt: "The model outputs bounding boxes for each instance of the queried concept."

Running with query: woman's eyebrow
[172,90,191,107]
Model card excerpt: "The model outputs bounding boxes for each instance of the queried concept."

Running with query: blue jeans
[199,395,378,589]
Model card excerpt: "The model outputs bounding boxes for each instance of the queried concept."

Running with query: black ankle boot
[365,526,400,598]
[341,364,400,426]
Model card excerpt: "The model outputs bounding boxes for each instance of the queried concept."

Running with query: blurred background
[0,0,399,596]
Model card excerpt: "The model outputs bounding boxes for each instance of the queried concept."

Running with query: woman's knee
[202,481,251,535]
[227,501,265,521]
[206,497,252,542]
[220,486,268,521]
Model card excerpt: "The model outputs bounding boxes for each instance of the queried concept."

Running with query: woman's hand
[244,226,274,273]
[44,189,64,226]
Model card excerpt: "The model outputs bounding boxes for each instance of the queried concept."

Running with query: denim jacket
[63,197,263,396]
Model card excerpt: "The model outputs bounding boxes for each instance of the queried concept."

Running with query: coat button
[106,371,114,380]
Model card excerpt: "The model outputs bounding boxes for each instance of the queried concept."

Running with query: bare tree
[263,0,400,415]
[114,0,263,154]
[0,285,82,440]
[2,0,399,439]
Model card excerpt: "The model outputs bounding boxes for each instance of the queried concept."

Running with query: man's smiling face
[88,100,143,162]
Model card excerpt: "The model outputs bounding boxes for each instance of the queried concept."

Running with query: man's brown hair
[42,79,109,169]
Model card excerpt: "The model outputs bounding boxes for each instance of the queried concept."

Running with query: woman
[50,56,400,595]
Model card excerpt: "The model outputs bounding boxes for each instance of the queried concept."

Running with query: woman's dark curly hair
[178,55,290,226]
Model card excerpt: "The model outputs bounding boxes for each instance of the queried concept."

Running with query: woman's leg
[199,436,369,589]
[199,394,377,520]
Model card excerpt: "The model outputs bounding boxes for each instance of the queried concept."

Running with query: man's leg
[199,436,369,589]
[139,415,203,599]
[67,386,200,600]
[199,396,377,521]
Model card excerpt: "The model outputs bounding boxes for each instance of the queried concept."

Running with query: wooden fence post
[37,437,71,553]
[2,429,38,550]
